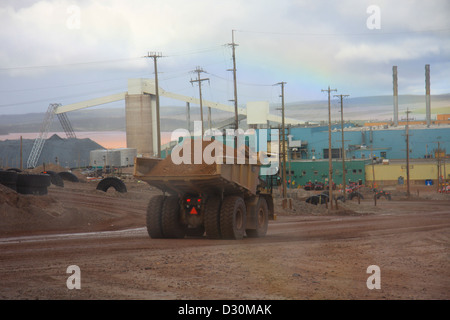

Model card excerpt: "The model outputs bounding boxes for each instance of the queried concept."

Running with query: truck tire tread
[220,196,246,240]
[246,197,268,238]
[146,195,165,239]
[161,196,186,239]
[204,196,222,239]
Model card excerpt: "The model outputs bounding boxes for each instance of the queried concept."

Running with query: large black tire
[305,196,318,205]
[161,196,186,239]
[246,197,269,238]
[42,170,64,187]
[146,195,166,239]
[0,170,18,191]
[96,177,127,193]
[16,173,51,195]
[349,192,364,200]
[220,196,247,240]
[58,171,79,182]
[376,192,392,201]
[16,185,48,195]
[204,196,222,239]
[17,173,51,188]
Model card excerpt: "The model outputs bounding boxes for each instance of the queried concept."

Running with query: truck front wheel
[220,196,246,240]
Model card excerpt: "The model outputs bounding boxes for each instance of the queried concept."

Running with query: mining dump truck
[134,141,275,240]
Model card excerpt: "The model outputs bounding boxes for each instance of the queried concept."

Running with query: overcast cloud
[0,0,449,115]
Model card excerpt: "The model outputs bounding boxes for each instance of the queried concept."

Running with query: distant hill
[0,134,104,169]
[0,94,449,134]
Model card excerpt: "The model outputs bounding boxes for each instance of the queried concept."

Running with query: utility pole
[144,52,163,157]
[186,102,191,133]
[20,136,23,171]
[190,66,210,135]
[436,141,441,192]
[405,109,412,197]
[370,143,376,188]
[334,94,349,194]
[288,125,292,192]
[275,82,287,199]
[227,30,239,130]
[322,86,337,212]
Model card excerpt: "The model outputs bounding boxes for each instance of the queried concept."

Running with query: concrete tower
[393,66,398,127]
[425,64,431,127]
[125,79,158,157]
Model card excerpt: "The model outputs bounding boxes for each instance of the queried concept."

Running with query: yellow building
[365,159,450,186]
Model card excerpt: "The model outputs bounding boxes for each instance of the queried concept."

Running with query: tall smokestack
[425,64,431,127]
[393,66,398,126]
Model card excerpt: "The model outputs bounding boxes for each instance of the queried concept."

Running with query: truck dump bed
[134,156,260,197]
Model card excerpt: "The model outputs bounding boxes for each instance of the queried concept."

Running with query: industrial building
[285,159,366,187]
[278,124,449,187]
[285,124,450,161]
[366,159,450,187]
[90,148,137,168]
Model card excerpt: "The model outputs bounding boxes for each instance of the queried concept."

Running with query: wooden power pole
[322,86,337,212]
[228,30,239,130]
[276,82,287,199]
[190,67,210,135]
[405,109,412,197]
[334,94,349,193]
[145,52,163,158]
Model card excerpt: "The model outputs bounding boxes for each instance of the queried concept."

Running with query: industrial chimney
[393,66,398,126]
[425,64,431,127]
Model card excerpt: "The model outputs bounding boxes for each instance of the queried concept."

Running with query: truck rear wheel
[246,197,268,238]
[204,196,222,239]
[161,196,186,239]
[220,196,246,240]
[146,195,165,238]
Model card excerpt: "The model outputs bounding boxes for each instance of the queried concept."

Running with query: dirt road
[0,180,449,300]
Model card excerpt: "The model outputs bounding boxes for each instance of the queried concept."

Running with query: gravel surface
[0,177,449,300]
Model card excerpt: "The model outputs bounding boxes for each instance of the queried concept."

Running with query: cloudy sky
[0,0,449,116]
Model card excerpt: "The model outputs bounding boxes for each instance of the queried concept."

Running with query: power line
[237,27,450,37]
[0,75,145,94]
[0,46,225,72]
[207,72,273,87]
[0,57,143,71]
[165,45,225,57]
[0,87,126,108]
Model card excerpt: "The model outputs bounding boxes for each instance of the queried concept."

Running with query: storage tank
[117,148,137,167]
[90,149,121,167]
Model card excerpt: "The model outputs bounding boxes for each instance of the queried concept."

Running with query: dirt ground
[0,173,449,300]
